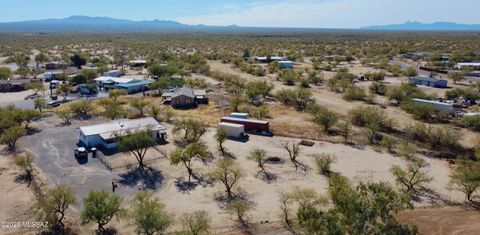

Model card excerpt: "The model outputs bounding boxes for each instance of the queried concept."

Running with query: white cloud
[177,0,479,28]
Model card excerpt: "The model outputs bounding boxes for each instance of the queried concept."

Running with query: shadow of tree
[174,173,213,192]
[118,167,164,190]
[15,171,33,187]
[413,187,461,207]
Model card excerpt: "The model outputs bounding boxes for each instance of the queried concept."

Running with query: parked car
[47,100,60,107]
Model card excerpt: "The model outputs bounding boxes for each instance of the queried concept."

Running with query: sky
[0,0,478,28]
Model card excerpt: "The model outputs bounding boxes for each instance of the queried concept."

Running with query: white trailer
[218,122,245,138]
[413,98,454,114]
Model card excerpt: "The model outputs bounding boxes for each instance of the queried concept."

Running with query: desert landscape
[1,4,480,235]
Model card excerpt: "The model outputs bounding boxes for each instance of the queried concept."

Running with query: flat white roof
[129,60,147,64]
[219,122,244,128]
[230,112,249,116]
[94,76,136,84]
[222,117,269,124]
[413,98,453,106]
[456,63,480,66]
[80,117,167,139]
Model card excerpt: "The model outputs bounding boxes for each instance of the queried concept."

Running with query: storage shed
[410,77,447,88]
[218,122,246,138]
[220,117,269,133]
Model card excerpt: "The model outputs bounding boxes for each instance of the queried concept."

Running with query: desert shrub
[343,86,366,101]
[463,115,480,131]
[369,82,387,96]
[348,105,391,130]
[315,154,336,176]
[364,72,385,81]
[275,88,314,111]
[401,101,436,121]
[405,123,458,150]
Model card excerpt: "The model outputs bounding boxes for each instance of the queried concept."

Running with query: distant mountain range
[0,15,321,33]
[363,21,480,31]
[0,16,478,32]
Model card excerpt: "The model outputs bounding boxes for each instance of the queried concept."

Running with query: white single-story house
[79,117,167,152]
[454,63,480,70]
[103,70,122,77]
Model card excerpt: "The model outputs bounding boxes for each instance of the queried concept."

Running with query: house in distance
[162,87,207,108]
[409,76,447,88]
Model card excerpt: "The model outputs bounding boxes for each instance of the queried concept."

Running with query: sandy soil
[102,127,461,232]
[396,207,480,235]
[208,61,479,147]
[0,153,37,235]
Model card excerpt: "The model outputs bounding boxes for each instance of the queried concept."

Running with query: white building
[413,98,454,114]
[79,117,167,151]
[454,63,480,70]
[218,122,246,138]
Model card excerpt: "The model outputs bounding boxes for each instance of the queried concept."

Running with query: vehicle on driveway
[74,147,88,158]
[48,100,60,107]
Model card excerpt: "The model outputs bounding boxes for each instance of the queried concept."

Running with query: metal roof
[410,76,446,83]
[116,80,153,88]
[79,117,167,139]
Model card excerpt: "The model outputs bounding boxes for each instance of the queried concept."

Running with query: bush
[313,109,338,132]
[369,82,387,96]
[275,88,314,111]
[69,100,93,116]
[315,154,336,176]
[401,102,436,121]
[343,86,366,101]
[348,105,391,129]
[463,115,480,131]
[405,123,458,150]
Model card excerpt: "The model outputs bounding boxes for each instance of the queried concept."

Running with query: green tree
[70,53,87,68]
[130,192,171,235]
[214,127,228,154]
[56,84,72,100]
[130,97,150,117]
[1,125,26,150]
[313,109,338,133]
[180,211,211,235]
[449,159,480,203]
[36,184,75,229]
[18,109,41,129]
[108,89,127,101]
[172,119,207,144]
[34,53,48,69]
[391,158,432,193]
[405,67,418,77]
[27,82,45,96]
[209,158,244,199]
[448,71,465,84]
[81,190,125,232]
[170,142,209,183]
[103,102,125,120]
[55,109,73,125]
[228,200,250,228]
[118,130,157,169]
[248,148,268,176]
[14,153,34,185]
[0,67,13,80]
[34,98,47,114]
[69,100,93,116]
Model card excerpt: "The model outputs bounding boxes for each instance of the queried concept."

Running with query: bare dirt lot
[396,207,480,235]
